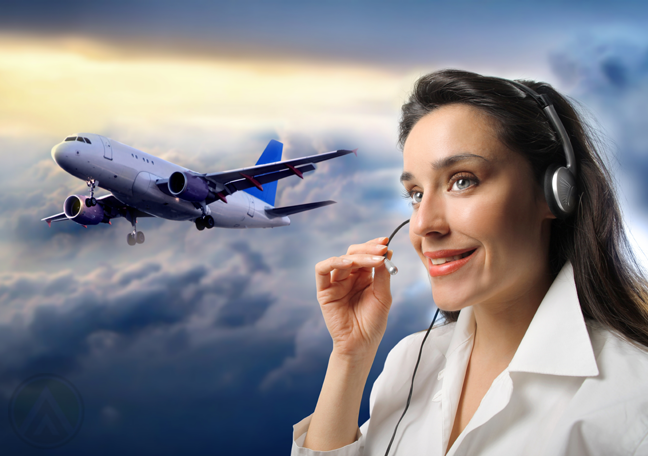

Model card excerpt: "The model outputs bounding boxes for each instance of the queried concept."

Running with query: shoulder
[389,321,456,360]
[368,321,455,410]
[588,320,648,385]
[380,321,455,382]
[558,322,648,454]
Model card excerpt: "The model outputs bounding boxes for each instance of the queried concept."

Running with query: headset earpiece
[504,79,579,220]
[544,162,577,219]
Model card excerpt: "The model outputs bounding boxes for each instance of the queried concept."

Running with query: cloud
[4,8,648,454]
[549,30,648,218]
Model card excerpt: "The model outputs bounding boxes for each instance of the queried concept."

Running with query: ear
[535,186,557,221]
[543,200,558,220]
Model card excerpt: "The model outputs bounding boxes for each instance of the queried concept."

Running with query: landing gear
[125,209,145,246]
[85,179,99,207]
[195,217,205,231]
[126,229,145,246]
[195,215,214,231]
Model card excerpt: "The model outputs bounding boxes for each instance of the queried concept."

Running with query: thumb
[373,250,393,305]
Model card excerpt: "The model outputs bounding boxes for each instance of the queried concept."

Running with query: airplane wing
[199,148,356,201]
[42,194,154,226]
[42,212,68,226]
[98,194,155,219]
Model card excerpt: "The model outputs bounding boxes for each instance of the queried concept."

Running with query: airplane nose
[51,143,66,165]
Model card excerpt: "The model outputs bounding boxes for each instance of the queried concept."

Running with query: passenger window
[65,136,76,141]
[84,137,92,144]
[146,159,149,163]
[77,137,84,142]
[152,161,155,165]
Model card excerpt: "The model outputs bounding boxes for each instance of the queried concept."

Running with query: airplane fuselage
[50,133,290,229]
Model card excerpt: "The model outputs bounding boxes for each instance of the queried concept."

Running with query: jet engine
[168,171,210,202]
[64,195,105,225]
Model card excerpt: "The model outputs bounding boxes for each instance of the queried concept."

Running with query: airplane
[43,133,356,245]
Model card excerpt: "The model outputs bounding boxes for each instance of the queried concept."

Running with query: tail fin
[265,200,336,219]
[244,140,283,206]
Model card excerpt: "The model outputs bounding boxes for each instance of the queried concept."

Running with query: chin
[430,286,474,313]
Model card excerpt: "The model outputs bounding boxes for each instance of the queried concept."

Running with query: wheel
[204,215,215,229]
[85,198,92,207]
[195,217,205,231]
[127,233,136,246]
[136,231,145,244]
[90,197,97,207]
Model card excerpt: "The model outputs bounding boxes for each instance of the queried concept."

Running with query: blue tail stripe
[244,140,283,206]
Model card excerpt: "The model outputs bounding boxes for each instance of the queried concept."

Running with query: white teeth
[430,252,472,265]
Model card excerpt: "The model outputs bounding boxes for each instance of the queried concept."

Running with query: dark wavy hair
[399,69,648,348]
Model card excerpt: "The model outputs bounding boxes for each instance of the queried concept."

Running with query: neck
[471,270,554,365]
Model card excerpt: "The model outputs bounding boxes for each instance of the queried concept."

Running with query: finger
[339,254,386,270]
[347,243,388,257]
[331,265,354,282]
[315,257,353,290]
[329,253,385,285]
[346,237,389,255]
[373,253,394,305]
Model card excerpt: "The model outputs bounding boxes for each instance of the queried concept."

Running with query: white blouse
[292,262,648,455]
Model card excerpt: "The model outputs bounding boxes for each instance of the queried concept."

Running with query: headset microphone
[381,217,440,456]
[383,219,411,275]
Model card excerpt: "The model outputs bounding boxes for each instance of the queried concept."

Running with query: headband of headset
[501,79,578,219]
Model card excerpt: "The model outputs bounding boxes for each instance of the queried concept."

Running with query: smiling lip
[424,248,477,277]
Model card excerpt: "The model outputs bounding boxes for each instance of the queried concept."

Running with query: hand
[315,237,393,362]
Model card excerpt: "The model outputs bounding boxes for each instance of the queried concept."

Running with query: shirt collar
[509,261,598,376]
[445,261,599,377]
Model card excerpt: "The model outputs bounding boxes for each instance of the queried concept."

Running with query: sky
[1,1,648,454]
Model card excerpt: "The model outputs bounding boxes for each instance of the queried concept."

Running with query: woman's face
[402,103,555,313]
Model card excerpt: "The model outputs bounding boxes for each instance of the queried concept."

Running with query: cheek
[409,224,425,260]
[448,184,540,255]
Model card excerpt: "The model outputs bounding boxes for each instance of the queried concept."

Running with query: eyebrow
[400,153,491,183]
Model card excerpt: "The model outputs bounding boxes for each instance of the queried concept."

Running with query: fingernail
[381,237,389,242]
[373,256,385,262]
[340,259,352,265]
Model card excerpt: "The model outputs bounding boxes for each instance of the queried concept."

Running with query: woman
[291,70,648,455]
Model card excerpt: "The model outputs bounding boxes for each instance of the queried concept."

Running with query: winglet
[352,148,358,156]
[47,220,52,228]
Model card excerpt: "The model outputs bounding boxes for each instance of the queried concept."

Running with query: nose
[410,193,450,238]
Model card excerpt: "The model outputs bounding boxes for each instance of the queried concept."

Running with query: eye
[402,189,423,205]
[450,173,478,191]
[411,191,423,204]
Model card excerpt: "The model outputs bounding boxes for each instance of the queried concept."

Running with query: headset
[380,79,578,456]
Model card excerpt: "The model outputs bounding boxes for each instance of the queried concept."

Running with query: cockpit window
[65,136,76,141]
[76,137,85,142]
[84,137,92,144]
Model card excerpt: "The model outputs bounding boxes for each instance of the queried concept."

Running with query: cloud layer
[1,6,648,455]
